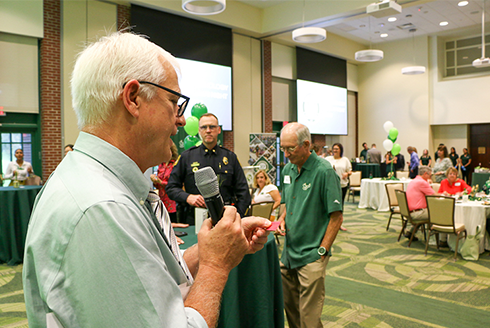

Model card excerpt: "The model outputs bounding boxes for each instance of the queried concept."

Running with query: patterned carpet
[2,202,490,327]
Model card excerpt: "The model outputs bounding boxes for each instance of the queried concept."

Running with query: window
[445,34,490,77]
[1,132,32,175]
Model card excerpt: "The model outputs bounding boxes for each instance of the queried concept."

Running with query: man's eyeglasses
[199,125,219,131]
[280,145,299,153]
[123,80,190,117]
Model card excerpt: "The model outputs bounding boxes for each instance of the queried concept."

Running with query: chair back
[426,195,456,231]
[395,190,411,219]
[277,203,286,218]
[396,171,409,179]
[349,171,361,186]
[385,183,403,207]
[250,201,274,219]
[430,183,440,193]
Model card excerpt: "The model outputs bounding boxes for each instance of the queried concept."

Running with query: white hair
[71,32,180,129]
[281,123,311,145]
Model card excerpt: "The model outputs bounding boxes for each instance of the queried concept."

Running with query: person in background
[4,148,33,186]
[385,150,397,176]
[434,143,444,161]
[311,144,322,157]
[23,32,271,328]
[277,123,343,328]
[420,149,432,167]
[449,147,459,167]
[407,146,420,179]
[396,152,405,171]
[252,170,281,220]
[326,142,351,231]
[167,113,251,225]
[64,144,74,156]
[433,145,453,183]
[438,167,472,196]
[367,143,382,164]
[151,140,179,223]
[405,166,435,242]
[460,147,472,183]
[360,142,369,161]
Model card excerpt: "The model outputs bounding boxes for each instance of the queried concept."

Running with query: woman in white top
[4,148,33,185]
[252,170,281,219]
[326,143,352,231]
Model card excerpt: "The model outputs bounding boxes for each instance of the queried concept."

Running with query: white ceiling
[237,0,488,44]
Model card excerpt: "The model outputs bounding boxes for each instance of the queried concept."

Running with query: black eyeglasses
[123,80,190,117]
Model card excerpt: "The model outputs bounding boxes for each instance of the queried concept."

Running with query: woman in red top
[151,141,179,223]
[438,167,472,196]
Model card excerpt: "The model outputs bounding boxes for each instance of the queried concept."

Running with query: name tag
[455,182,461,186]
[284,175,291,184]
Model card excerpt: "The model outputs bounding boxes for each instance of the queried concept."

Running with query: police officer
[167,113,251,225]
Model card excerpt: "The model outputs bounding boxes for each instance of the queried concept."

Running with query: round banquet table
[358,178,411,212]
[176,227,284,328]
[0,185,42,265]
[355,163,382,179]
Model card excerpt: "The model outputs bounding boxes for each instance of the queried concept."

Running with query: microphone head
[194,167,220,198]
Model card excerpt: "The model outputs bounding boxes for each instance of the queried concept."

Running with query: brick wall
[263,41,272,133]
[40,0,62,182]
[117,4,131,31]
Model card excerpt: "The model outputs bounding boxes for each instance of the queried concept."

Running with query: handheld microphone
[194,167,224,225]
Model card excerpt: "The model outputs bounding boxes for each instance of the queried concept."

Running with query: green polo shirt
[281,151,343,269]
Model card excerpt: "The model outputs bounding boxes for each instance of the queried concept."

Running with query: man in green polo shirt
[277,123,343,328]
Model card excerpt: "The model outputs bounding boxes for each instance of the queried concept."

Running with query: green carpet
[2,202,490,327]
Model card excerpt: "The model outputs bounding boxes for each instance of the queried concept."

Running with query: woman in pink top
[438,167,472,196]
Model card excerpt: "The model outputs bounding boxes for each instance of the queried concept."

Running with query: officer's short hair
[199,113,219,125]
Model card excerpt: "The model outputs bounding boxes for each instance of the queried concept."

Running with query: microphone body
[194,167,225,225]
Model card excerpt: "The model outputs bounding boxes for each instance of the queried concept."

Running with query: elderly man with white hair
[22,32,271,328]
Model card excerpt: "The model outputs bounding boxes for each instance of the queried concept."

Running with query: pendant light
[402,28,426,75]
[473,0,490,67]
[355,16,384,62]
[182,0,225,15]
[292,0,327,43]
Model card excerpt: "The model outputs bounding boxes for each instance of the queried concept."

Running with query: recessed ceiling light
[380,33,388,38]
[458,1,469,7]
[379,23,385,27]
[406,14,412,18]
[440,21,449,26]
[360,24,366,28]
[388,17,397,22]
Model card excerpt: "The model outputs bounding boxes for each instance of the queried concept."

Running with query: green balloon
[184,116,199,136]
[391,143,401,156]
[191,103,208,119]
[388,135,396,142]
[388,128,398,141]
[184,135,200,150]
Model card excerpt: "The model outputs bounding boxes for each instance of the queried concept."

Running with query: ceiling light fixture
[388,17,397,22]
[473,0,490,67]
[182,0,225,15]
[380,33,388,38]
[292,0,327,43]
[439,21,449,26]
[458,1,469,6]
[355,15,384,62]
[402,28,426,75]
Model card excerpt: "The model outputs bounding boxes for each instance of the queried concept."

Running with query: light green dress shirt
[280,152,343,269]
[23,132,207,328]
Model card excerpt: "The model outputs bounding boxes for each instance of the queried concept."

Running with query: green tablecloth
[355,163,382,179]
[472,172,490,191]
[177,227,284,328]
[0,185,42,265]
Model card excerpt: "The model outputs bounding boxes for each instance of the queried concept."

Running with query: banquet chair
[425,195,467,260]
[249,201,274,220]
[395,190,428,247]
[384,183,403,231]
[430,183,440,193]
[396,171,409,179]
[347,171,362,202]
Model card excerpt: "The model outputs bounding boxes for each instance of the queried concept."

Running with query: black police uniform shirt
[166,143,251,223]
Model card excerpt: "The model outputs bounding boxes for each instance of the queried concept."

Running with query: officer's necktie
[147,191,194,284]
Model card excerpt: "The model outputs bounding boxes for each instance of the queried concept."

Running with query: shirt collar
[74,132,150,202]
[301,151,317,171]
[200,143,219,156]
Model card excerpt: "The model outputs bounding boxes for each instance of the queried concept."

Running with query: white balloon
[383,121,394,133]
[383,139,394,151]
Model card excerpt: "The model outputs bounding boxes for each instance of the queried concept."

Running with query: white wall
[431,125,468,156]
[0,0,43,38]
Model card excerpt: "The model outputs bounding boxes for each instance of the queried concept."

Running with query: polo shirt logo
[302,183,311,191]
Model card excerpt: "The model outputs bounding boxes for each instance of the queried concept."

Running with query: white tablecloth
[358,178,411,212]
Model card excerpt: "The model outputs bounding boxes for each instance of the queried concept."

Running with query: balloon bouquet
[382,121,400,180]
[183,103,208,150]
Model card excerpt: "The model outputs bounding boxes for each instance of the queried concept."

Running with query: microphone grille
[194,167,220,198]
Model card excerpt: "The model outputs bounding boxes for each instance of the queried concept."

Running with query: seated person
[438,167,472,196]
[252,170,281,220]
[405,166,435,241]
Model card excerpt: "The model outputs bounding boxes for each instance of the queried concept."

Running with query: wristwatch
[318,246,327,256]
